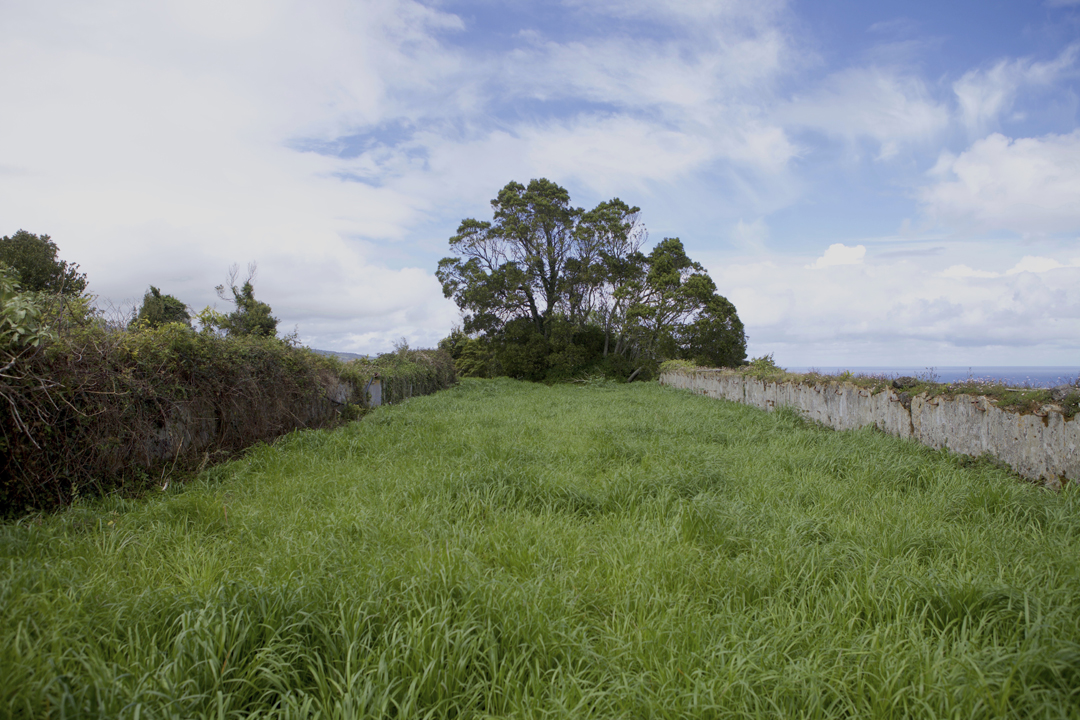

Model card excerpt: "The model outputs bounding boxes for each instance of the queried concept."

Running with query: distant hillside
[311,348,370,362]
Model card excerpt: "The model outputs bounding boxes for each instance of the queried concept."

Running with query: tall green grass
[2,378,1078,718]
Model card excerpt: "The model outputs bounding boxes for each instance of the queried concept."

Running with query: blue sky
[2,0,1079,365]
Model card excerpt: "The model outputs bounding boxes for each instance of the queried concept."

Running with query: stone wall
[660,368,1079,488]
[145,372,428,468]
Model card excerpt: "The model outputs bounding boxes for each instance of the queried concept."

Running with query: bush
[442,319,657,384]
[0,319,456,514]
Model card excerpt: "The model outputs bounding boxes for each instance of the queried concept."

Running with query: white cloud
[494,13,798,181]
[565,0,786,25]
[711,248,1080,365]
[314,1,804,218]
[0,0,474,353]
[521,117,714,193]
[1006,255,1068,274]
[806,243,866,269]
[938,255,1077,279]
[920,131,1080,235]
[939,264,999,279]
[953,45,1079,135]
[781,67,949,159]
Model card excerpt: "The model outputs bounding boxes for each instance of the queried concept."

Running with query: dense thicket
[437,179,746,382]
[0,322,454,513]
[0,246,455,514]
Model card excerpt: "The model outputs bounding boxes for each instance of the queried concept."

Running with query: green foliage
[438,180,746,382]
[437,178,597,337]
[1,380,1078,717]
[194,305,228,335]
[0,230,87,295]
[443,319,634,383]
[623,237,744,365]
[0,266,57,349]
[658,358,697,374]
[677,294,747,368]
[217,280,278,337]
[439,328,500,378]
[743,353,786,380]
[494,318,551,381]
[133,286,191,329]
[0,310,455,512]
[375,349,457,405]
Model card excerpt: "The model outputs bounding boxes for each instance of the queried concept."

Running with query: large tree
[437,179,643,338]
[438,180,747,379]
[608,238,749,368]
[0,230,87,295]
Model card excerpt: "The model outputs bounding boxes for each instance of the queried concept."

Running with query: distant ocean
[785,367,1080,388]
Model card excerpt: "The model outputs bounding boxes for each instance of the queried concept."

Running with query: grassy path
[2,378,1079,718]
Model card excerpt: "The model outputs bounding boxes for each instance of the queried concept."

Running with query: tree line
[0,230,278,345]
[4,176,748,385]
[437,179,746,382]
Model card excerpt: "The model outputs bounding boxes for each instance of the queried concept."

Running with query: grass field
[2,378,1079,719]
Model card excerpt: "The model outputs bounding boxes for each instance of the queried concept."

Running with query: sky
[2,0,1079,366]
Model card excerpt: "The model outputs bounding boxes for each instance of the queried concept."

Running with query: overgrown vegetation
[0,265,57,349]
[0,240,455,514]
[360,339,457,407]
[0,315,454,513]
[2,380,1078,717]
[437,179,746,383]
[678,354,1080,419]
[208,263,280,338]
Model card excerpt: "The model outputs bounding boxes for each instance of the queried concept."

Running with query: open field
[2,378,1079,718]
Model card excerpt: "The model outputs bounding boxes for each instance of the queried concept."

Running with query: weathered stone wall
[660,368,1079,488]
[143,373,426,468]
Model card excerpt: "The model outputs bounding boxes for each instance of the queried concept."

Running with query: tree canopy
[0,230,87,295]
[134,286,191,329]
[437,179,746,381]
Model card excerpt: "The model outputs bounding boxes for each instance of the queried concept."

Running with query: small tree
[215,264,278,337]
[133,286,191,329]
[0,230,87,295]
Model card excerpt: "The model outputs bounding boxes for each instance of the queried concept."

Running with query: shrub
[0,318,456,514]
[0,265,56,349]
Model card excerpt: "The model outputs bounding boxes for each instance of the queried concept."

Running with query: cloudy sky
[2,0,1079,366]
